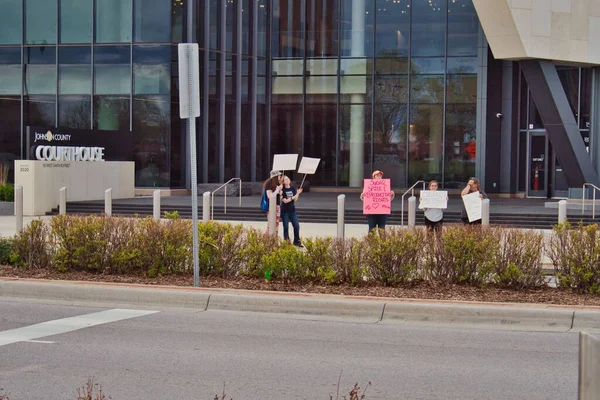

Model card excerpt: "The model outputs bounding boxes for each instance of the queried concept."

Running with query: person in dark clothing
[280,175,303,246]
[460,177,488,225]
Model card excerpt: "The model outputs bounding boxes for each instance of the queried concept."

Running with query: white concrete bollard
[579,332,600,399]
[482,199,490,226]
[408,196,416,228]
[202,191,211,222]
[104,188,112,216]
[337,194,345,238]
[59,187,67,215]
[153,190,161,220]
[558,200,567,224]
[14,185,23,233]
[268,193,277,237]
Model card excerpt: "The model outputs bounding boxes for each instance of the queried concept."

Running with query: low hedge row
[0,215,599,293]
[0,184,13,202]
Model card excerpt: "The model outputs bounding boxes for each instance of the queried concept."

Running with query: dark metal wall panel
[521,59,599,187]
[484,48,503,193]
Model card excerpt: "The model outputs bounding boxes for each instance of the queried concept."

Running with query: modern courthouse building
[1,0,600,198]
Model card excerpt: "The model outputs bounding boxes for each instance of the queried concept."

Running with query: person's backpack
[260,189,269,212]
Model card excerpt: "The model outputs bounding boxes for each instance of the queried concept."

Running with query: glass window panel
[306,0,338,58]
[0,97,21,175]
[373,104,408,187]
[447,57,477,74]
[340,58,371,75]
[375,0,409,57]
[60,0,92,43]
[375,58,408,74]
[0,0,22,44]
[133,45,170,94]
[271,104,303,156]
[271,76,303,103]
[96,0,133,43]
[338,104,372,186]
[411,0,446,57]
[340,75,369,103]
[25,65,56,94]
[94,46,131,95]
[134,0,171,43]
[24,46,55,64]
[133,95,170,186]
[448,0,479,56]
[410,75,444,104]
[307,58,338,75]
[375,76,408,103]
[94,46,130,63]
[340,0,373,57]
[304,104,337,184]
[26,0,57,44]
[171,0,184,43]
[0,48,21,94]
[94,96,130,130]
[60,66,91,94]
[408,104,444,183]
[581,68,592,129]
[446,75,477,104]
[25,95,55,126]
[272,59,304,76]
[411,58,445,74]
[257,0,267,57]
[59,46,91,64]
[306,76,337,103]
[445,104,476,188]
[272,0,305,57]
[59,95,91,129]
[0,65,21,94]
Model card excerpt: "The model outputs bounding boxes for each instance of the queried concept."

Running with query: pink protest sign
[363,179,392,214]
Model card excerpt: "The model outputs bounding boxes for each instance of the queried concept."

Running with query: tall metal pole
[188,46,200,288]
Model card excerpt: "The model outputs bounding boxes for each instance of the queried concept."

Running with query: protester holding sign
[360,170,395,232]
[280,175,303,247]
[262,170,283,234]
[420,180,447,235]
[460,177,487,225]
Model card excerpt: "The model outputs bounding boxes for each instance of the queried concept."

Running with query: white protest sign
[462,191,482,222]
[297,157,321,174]
[272,154,299,171]
[419,190,447,209]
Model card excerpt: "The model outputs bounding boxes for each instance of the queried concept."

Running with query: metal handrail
[211,178,242,220]
[400,180,426,226]
[582,183,600,218]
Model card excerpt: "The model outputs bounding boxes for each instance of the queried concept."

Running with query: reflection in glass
[271,76,303,103]
[59,47,92,95]
[446,75,477,104]
[96,0,133,43]
[445,104,476,188]
[133,45,170,95]
[0,0,22,44]
[26,0,57,44]
[25,96,55,126]
[94,96,130,131]
[60,0,92,43]
[339,103,372,186]
[94,46,131,95]
[271,104,303,157]
[272,0,305,58]
[340,75,369,103]
[448,0,478,56]
[375,0,409,57]
[133,95,171,186]
[447,57,477,74]
[59,96,91,129]
[376,76,408,103]
[411,0,446,57]
[375,58,408,74]
[411,58,444,74]
[304,104,337,184]
[25,65,56,95]
[307,0,338,58]
[306,76,337,103]
[134,0,171,42]
[410,75,444,104]
[373,104,407,187]
[408,104,444,183]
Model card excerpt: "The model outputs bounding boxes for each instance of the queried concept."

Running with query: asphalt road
[0,299,579,400]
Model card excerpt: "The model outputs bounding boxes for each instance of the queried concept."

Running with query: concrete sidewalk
[1,278,599,332]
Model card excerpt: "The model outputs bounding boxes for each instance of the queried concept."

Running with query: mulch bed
[2,266,600,307]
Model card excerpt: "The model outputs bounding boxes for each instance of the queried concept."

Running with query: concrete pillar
[59,187,67,215]
[14,185,23,233]
[203,191,211,222]
[579,332,600,399]
[337,194,345,238]
[558,199,567,224]
[482,199,490,226]
[104,188,112,217]
[153,190,161,220]
[408,196,416,228]
[349,0,365,188]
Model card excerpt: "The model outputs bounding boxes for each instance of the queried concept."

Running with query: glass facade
[0,0,185,187]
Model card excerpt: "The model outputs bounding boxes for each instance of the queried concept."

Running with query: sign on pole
[178,43,201,288]
[462,191,482,222]
[418,190,448,209]
[297,157,321,174]
[362,179,392,215]
[272,154,299,172]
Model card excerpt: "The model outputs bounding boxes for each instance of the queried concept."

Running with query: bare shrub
[494,229,545,288]
[11,219,53,269]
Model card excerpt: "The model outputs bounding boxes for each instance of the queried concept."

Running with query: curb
[1,278,600,331]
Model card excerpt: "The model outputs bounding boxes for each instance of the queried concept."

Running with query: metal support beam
[521,60,600,187]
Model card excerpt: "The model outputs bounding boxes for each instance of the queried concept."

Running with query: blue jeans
[281,211,301,243]
[367,214,388,232]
